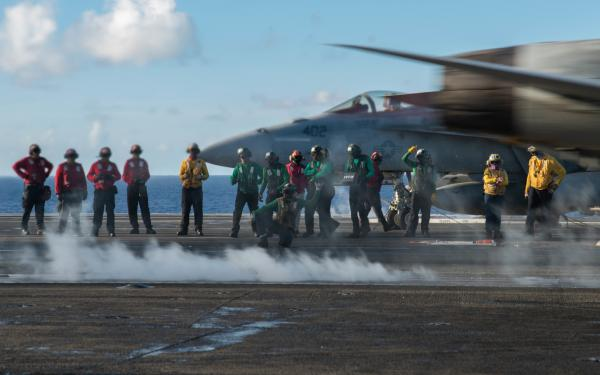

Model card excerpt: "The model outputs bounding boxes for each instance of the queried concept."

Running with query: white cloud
[313,90,333,104]
[69,0,197,64]
[0,2,66,79]
[0,0,197,80]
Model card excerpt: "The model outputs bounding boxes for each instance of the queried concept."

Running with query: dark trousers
[407,192,432,235]
[349,185,369,234]
[526,187,553,234]
[180,187,203,232]
[484,194,504,233]
[365,187,388,227]
[128,184,152,230]
[317,185,339,236]
[21,184,45,231]
[304,186,316,233]
[255,212,294,247]
[93,189,116,233]
[58,191,83,233]
[232,191,259,235]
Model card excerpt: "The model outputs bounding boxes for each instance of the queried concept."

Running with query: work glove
[408,145,417,154]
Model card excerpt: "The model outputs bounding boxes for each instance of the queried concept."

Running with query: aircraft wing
[331,44,600,103]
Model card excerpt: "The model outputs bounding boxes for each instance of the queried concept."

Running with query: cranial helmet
[290,150,303,163]
[237,147,252,158]
[187,143,200,153]
[29,144,41,155]
[130,144,143,155]
[347,144,361,157]
[371,151,383,162]
[265,151,278,162]
[64,148,79,159]
[99,147,112,158]
[310,145,323,155]
[488,153,502,164]
[415,148,430,163]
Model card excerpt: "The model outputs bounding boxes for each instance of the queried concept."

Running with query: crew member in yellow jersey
[483,154,509,240]
[525,146,566,236]
[178,143,209,236]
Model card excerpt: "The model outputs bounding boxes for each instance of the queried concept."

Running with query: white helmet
[488,153,502,164]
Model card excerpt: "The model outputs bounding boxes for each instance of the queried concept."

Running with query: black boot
[258,235,269,248]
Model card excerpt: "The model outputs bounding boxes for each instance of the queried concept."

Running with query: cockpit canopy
[326,91,414,114]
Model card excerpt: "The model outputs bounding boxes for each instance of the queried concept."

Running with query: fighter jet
[332,39,600,166]
[201,40,600,215]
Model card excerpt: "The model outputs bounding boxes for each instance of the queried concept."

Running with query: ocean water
[0,176,395,215]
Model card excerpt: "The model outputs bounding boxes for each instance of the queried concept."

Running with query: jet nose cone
[201,130,273,168]
[200,140,235,167]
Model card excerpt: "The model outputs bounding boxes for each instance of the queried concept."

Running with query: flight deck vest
[275,197,299,228]
[265,164,284,193]
[411,163,435,196]
[344,155,369,186]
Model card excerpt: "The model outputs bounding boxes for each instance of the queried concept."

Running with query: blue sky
[0,0,599,175]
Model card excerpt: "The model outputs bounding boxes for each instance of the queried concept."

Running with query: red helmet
[371,151,383,162]
[290,150,303,162]
[130,144,143,154]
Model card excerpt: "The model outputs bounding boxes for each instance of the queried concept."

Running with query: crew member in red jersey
[122,144,155,234]
[12,144,53,235]
[55,148,87,234]
[87,147,121,237]
[365,151,391,232]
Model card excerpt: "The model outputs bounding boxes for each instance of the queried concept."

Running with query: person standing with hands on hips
[12,144,53,235]
[123,144,156,234]
[87,147,121,237]
[178,143,209,236]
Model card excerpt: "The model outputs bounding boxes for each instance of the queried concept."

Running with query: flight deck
[1,214,600,374]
